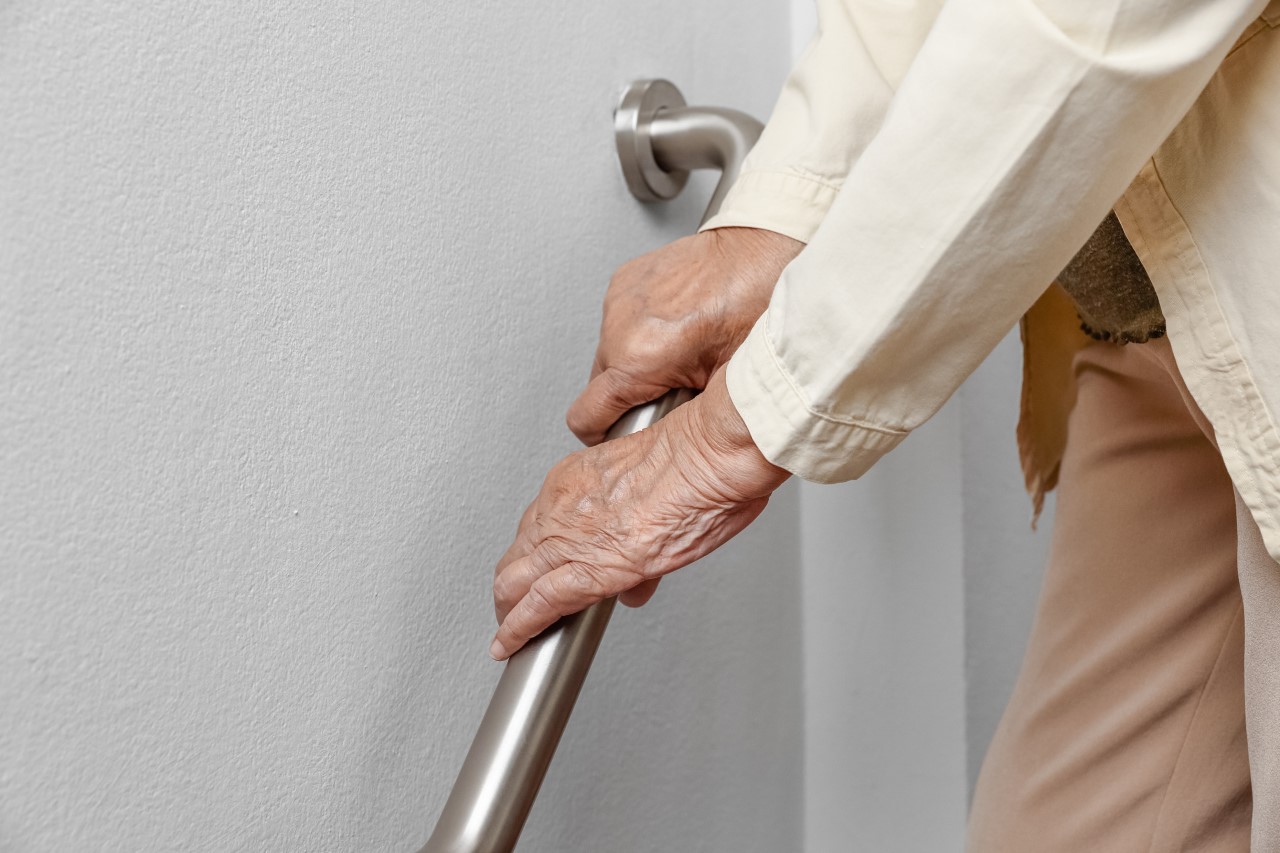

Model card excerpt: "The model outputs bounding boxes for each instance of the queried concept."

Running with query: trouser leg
[1155,336,1280,850]
[1236,490,1280,849]
[967,338,1251,852]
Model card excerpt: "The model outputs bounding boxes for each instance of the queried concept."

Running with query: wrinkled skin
[566,227,804,446]
[491,371,789,659]
[491,227,803,660]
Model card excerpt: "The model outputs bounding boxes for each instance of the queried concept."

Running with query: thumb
[566,368,673,446]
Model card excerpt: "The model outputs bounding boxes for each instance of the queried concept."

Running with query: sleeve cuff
[726,317,907,483]
[699,170,841,244]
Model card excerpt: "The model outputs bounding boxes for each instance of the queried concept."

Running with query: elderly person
[491,0,1280,848]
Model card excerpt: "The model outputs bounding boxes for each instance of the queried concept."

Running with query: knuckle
[566,561,609,598]
[625,334,666,365]
[530,541,566,578]
[602,365,633,392]
[492,572,512,606]
[565,401,595,440]
[495,623,517,648]
[602,366,665,409]
[526,578,560,615]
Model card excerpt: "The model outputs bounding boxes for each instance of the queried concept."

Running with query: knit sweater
[1056,211,1166,344]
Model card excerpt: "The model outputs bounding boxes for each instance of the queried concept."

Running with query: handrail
[419,79,763,853]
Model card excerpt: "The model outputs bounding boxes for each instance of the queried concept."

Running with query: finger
[618,577,660,608]
[490,561,619,660]
[566,368,670,446]
[492,553,549,625]
[494,501,538,580]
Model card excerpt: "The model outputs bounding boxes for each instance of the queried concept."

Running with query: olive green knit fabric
[1057,211,1166,344]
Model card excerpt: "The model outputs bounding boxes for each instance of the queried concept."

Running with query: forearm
[729,0,1266,482]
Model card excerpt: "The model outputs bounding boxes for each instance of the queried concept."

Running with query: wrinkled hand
[565,227,803,447]
[491,370,789,660]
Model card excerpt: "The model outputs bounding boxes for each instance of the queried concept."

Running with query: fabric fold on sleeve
[700,0,945,243]
[728,317,907,482]
[702,170,841,244]
[725,0,1266,483]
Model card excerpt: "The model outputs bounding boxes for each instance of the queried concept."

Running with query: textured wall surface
[0,2,801,850]
[960,333,1054,791]
[799,408,970,852]
[786,2,1053,845]
[798,333,1053,853]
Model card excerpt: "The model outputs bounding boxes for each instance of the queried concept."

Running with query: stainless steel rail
[419,79,763,853]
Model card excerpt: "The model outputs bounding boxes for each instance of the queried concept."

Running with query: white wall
[799,411,970,851]
[0,3,802,850]
[787,4,1054,847]
[799,334,1053,851]
[959,335,1055,791]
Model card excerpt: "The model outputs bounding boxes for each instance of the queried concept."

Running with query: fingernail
[489,639,505,661]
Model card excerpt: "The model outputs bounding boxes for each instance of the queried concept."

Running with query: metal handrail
[419,79,763,853]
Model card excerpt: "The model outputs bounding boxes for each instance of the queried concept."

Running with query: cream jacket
[710,0,1280,562]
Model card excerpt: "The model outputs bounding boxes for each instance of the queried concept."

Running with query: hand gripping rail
[419,79,763,853]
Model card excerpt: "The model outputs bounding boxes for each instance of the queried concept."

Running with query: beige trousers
[968,337,1280,851]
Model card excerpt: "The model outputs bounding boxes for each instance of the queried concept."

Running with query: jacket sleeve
[723,0,1267,482]
[699,0,944,243]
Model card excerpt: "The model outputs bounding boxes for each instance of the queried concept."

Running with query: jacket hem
[1116,160,1280,564]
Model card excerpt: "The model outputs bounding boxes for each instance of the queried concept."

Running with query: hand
[566,227,803,447]
[491,370,789,660]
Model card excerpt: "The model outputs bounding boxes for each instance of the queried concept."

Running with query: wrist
[703,226,804,270]
[677,370,788,497]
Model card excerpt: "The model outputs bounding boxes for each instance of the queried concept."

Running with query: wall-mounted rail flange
[614,78,691,202]
[614,78,763,225]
